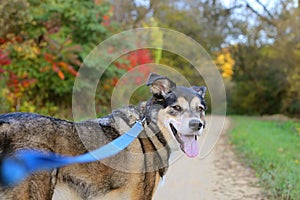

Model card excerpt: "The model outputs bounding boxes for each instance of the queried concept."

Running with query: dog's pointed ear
[147,73,176,97]
[192,86,207,98]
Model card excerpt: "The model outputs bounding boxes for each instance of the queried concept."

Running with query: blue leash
[0,120,144,187]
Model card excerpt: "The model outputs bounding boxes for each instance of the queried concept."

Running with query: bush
[0,0,112,117]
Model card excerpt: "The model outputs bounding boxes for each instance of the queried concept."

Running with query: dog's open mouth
[170,124,199,158]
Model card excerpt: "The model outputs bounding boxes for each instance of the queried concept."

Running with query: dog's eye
[171,105,182,112]
[197,106,204,112]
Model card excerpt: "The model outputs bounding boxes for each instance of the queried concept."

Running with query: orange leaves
[43,53,78,80]
[43,35,81,80]
[51,63,64,80]
[21,79,37,88]
[102,15,110,26]
[58,61,77,76]
[57,70,65,80]
[44,53,64,79]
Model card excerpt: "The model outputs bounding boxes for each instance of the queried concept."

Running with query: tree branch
[132,0,156,27]
[255,0,274,19]
[246,3,277,27]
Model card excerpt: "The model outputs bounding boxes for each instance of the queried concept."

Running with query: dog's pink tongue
[182,135,199,158]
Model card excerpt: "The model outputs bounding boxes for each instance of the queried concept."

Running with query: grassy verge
[229,116,300,199]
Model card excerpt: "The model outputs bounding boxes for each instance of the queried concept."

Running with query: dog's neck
[137,98,161,124]
[136,100,172,178]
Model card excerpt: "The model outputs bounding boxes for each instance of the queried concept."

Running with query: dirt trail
[153,117,265,200]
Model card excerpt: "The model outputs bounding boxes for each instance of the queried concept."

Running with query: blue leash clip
[0,120,144,187]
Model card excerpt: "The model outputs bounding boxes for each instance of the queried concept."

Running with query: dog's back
[0,111,162,200]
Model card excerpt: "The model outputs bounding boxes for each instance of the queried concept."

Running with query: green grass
[229,116,300,199]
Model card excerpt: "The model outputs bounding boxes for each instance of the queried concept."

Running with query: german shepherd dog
[0,73,207,200]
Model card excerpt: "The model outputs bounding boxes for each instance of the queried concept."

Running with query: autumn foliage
[1,0,300,119]
[0,1,155,117]
[0,0,112,116]
[115,49,153,83]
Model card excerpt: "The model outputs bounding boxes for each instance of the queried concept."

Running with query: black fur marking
[0,134,13,185]
[150,92,177,109]
[0,134,14,157]
[0,121,9,126]
[138,137,148,173]
[148,134,168,165]
[101,125,120,141]
[111,110,131,126]
[144,99,171,153]
[98,117,112,127]
[142,99,170,178]
[164,92,177,108]
[62,174,100,199]
[201,98,207,110]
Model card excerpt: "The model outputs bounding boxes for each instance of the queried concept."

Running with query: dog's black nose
[189,119,202,131]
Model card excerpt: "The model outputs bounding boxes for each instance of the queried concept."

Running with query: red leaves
[7,71,37,95]
[115,49,154,71]
[0,38,6,45]
[102,15,110,26]
[21,79,37,88]
[0,50,11,74]
[44,53,78,80]
[114,49,154,84]
[128,49,153,66]
[103,15,110,20]
[101,5,114,27]
[0,50,11,67]
[0,44,37,106]
[44,53,55,63]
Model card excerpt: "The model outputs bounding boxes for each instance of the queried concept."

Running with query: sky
[133,0,299,45]
[135,0,299,11]
[222,0,298,12]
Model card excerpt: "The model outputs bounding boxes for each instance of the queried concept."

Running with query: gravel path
[153,117,265,200]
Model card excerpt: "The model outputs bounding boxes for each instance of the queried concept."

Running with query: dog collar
[0,120,144,187]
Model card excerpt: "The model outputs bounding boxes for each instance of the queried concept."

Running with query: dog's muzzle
[189,119,203,131]
[166,118,205,158]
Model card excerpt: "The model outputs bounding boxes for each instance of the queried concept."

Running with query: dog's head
[146,73,207,158]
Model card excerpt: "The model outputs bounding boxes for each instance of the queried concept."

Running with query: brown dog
[0,73,206,200]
